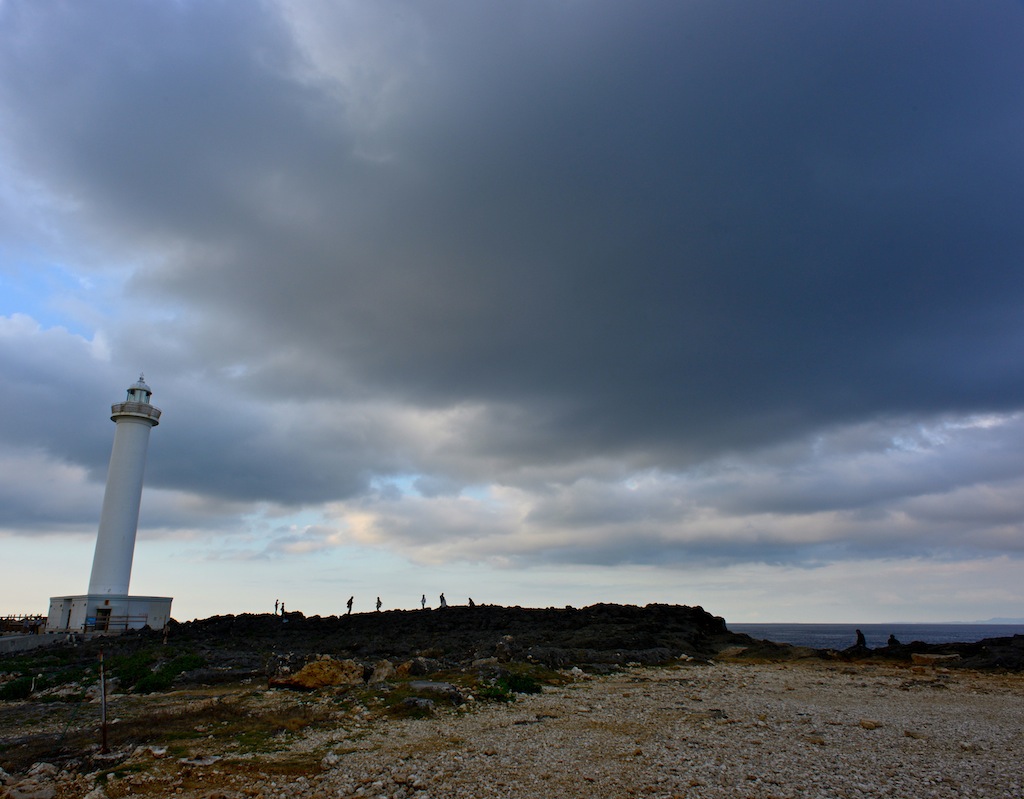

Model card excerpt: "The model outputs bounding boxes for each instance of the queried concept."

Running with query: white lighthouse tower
[88,375,161,596]
[47,376,173,632]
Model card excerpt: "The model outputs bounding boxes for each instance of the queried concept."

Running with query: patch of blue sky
[459,484,493,502]
[370,474,493,502]
[267,508,326,532]
[0,260,100,338]
[234,506,328,546]
[370,474,421,499]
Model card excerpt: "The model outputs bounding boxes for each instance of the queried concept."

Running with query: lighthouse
[88,375,161,596]
[47,376,173,632]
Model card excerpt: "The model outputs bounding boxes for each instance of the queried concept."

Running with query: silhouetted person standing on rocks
[421,594,427,610]
[855,629,867,648]
[376,597,382,612]
[346,596,354,615]
[439,593,447,608]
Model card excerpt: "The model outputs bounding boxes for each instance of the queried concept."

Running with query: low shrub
[476,672,544,702]
[133,652,206,694]
[0,676,33,701]
[503,673,542,694]
[111,651,155,689]
[476,681,514,702]
[105,649,206,693]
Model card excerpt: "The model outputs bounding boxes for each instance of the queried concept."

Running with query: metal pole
[99,650,108,754]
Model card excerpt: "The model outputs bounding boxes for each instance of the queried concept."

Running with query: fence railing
[84,615,150,632]
[0,615,46,634]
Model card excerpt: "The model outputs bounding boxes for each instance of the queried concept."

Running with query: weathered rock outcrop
[267,657,365,690]
[166,602,738,675]
[7,605,1022,687]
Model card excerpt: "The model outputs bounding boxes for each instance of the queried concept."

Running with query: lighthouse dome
[126,374,152,403]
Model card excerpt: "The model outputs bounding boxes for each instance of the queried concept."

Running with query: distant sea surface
[729,623,1024,651]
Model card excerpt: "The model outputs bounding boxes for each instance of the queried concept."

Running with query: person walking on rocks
[346,596,354,615]
[376,597,382,612]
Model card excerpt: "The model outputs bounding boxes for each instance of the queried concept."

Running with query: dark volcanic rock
[722,632,1024,672]
[166,602,733,673]
[11,603,739,681]
[10,606,1020,683]
[864,634,1024,670]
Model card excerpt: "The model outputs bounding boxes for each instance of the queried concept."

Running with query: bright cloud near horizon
[2,1,1023,623]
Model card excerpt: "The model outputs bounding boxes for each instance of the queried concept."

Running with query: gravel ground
[309,662,1023,799]
[3,660,1022,799]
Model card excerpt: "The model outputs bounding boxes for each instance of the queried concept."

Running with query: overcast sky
[2,1,1023,623]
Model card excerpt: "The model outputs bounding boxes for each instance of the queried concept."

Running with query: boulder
[495,635,517,662]
[407,681,464,705]
[269,657,364,689]
[0,778,56,799]
[368,659,395,683]
[395,656,443,677]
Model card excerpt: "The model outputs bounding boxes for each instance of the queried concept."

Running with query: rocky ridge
[3,603,1024,798]
[74,602,1024,677]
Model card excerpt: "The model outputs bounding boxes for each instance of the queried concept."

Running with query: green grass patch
[110,651,156,689]
[476,681,515,702]
[1,692,333,773]
[503,673,543,694]
[234,729,285,752]
[0,649,99,702]
[474,666,551,702]
[0,677,33,701]
[110,650,205,693]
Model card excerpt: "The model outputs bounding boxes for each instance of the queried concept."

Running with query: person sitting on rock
[855,628,867,648]
[887,633,901,647]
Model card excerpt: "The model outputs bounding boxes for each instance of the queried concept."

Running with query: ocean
[728,622,1024,651]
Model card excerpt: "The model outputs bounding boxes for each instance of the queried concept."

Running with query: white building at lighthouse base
[46,594,173,633]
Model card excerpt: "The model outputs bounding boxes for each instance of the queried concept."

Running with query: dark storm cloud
[136,0,1024,469]
[0,319,118,474]
[692,415,1024,516]
[1,1,1023,575]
